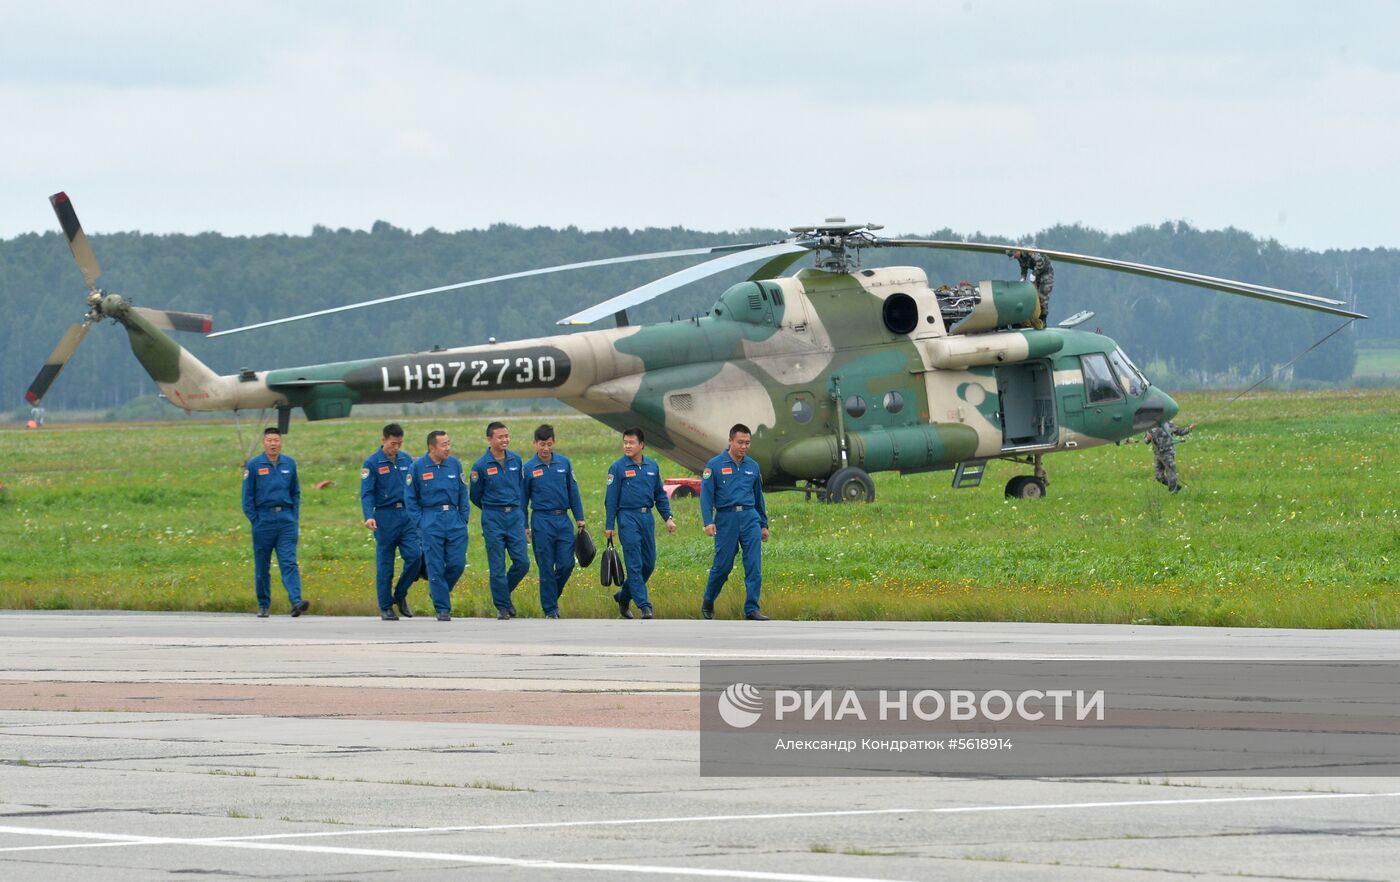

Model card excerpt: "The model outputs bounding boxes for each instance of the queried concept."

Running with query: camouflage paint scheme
[115,264,1179,490]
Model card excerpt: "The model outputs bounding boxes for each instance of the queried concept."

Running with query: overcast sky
[2,1,1397,250]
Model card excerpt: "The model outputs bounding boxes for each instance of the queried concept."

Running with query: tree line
[1,220,1392,414]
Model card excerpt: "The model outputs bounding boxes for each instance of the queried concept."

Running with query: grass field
[0,389,1395,628]
[1356,343,1400,382]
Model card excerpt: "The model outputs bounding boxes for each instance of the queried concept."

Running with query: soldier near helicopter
[1145,420,1195,493]
[1009,249,1054,328]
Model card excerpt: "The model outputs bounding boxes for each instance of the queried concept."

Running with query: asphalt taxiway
[0,613,1396,881]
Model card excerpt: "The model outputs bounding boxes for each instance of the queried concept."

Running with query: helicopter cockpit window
[1113,347,1150,391]
[845,395,867,418]
[1081,354,1122,404]
[1106,349,1145,397]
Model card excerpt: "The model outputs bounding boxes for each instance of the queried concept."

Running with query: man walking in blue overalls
[360,423,422,620]
[406,430,468,621]
[470,422,530,620]
[521,424,586,619]
[242,427,309,618]
[604,427,676,619]
[699,423,770,620]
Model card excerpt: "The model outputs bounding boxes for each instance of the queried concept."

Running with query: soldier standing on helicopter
[1146,420,1195,493]
[1010,249,1054,328]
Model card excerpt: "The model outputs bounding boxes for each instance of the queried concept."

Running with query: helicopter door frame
[995,359,1058,451]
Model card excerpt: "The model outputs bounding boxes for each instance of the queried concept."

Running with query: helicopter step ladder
[952,461,987,489]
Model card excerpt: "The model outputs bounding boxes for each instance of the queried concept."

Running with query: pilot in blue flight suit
[699,423,770,621]
[470,422,530,620]
[241,427,309,617]
[521,424,586,619]
[405,429,468,621]
[604,427,676,619]
[360,422,422,620]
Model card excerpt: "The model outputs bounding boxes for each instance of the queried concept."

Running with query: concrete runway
[0,612,1396,881]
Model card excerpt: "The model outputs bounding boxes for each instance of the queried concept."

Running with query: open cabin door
[996,360,1057,450]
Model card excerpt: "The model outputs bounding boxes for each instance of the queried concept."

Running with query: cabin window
[883,391,905,414]
[845,395,867,418]
[790,398,813,424]
[1081,354,1122,403]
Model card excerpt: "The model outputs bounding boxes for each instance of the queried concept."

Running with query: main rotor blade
[131,307,214,334]
[207,241,784,338]
[49,192,102,290]
[557,242,810,325]
[876,239,1367,319]
[25,322,91,404]
[747,250,810,282]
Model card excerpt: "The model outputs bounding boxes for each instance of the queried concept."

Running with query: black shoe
[701,603,714,620]
[380,609,399,621]
[497,609,512,620]
[545,611,561,619]
[640,607,654,620]
[507,606,517,618]
[291,600,310,617]
[614,592,633,619]
[436,612,452,621]
[745,611,770,621]
[395,600,414,618]
[256,607,269,618]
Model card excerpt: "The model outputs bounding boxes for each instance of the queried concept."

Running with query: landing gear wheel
[671,484,697,499]
[1004,476,1047,499]
[823,467,876,503]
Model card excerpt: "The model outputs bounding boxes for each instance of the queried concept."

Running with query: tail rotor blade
[49,192,102,290]
[131,307,214,334]
[25,322,91,404]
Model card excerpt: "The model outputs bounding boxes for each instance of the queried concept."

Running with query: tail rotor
[23,192,214,407]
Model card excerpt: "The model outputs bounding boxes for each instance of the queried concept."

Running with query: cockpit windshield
[1108,348,1147,397]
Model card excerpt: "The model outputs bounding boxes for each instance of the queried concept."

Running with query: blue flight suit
[405,453,469,615]
[604,455,673,613]
[700,452,768,616]
[242,453,303,610]
[521,452,585,616]
[360,446,422,612]
[470,449,530,614]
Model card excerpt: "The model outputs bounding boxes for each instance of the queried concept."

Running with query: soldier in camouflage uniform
[1146,420,1194,493]
[1011,249,1054,327]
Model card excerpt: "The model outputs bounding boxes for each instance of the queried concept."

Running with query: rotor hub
[790,218,884,272]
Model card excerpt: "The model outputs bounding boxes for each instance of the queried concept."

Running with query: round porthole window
[791,398,813,424]
[883,391,905,414]
[845,395,867,418]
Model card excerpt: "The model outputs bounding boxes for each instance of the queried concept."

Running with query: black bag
[600,537,625,587]
[574,525,597,568]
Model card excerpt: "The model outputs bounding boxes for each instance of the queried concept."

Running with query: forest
[1,219,1394,414]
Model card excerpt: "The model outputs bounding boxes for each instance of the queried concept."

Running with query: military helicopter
[26,194,1364,501]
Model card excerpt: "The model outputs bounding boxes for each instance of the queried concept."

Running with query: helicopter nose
[1132,387,1179,431]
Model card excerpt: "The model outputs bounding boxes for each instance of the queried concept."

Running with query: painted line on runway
[0,825,915,882]
[2,790,1398,861]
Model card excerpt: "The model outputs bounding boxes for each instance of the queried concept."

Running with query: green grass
[0,389,1395,628]
[1356,344,1400,381]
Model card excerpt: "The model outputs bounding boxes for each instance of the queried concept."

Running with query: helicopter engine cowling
[948,281,1039,333]
[777,424,979,480]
